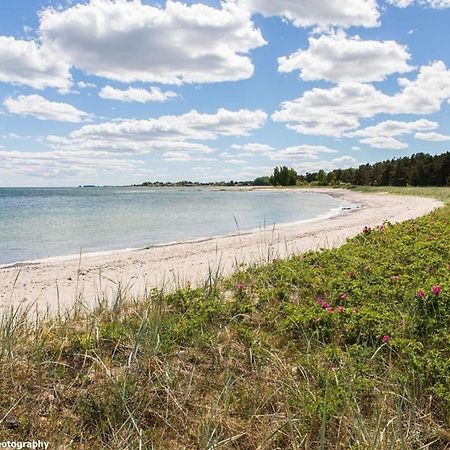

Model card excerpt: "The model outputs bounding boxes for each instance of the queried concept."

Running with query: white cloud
[99,85,178,103]
[347,119,437,148]
[45,108,266,158]
[415,131,450,141]
[163,151,216,162]
[359,136,409,149]
[278,32,413,83]
[294,156,360,174]
[348,119,439,149]
[0,149,142,178]
[332,155,358,163]
[39,0,266,85]
[78,81,96,89]
[244,0,380,28]
[231,142,274,154]
[426,0,450,6]
[273,61,450,136]
[270,145,339,160]
[230,142,339,160]
[388,0,414,6]
[69,108,267,146]
[389,0,450,7]
[4,95,93,123]
[0,36,71,90]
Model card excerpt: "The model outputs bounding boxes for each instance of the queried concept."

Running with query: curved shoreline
[0,188,443,314]
[0,195,355,270]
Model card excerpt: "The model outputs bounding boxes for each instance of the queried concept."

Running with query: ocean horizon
[0,187,355,266]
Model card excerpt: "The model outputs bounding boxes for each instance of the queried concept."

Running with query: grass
[0,187,449,449]
[351,185,450,203]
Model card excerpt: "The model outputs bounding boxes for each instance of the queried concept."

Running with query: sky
[0,0,450,186]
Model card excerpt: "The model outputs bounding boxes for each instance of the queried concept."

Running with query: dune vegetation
[0,188,449,449]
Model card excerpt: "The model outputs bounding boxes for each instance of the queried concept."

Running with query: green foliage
[304,151,450,187]
[270,166,299,186]
[252,176,271,186]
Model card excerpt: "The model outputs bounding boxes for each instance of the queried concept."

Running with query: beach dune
[0,189,442,314]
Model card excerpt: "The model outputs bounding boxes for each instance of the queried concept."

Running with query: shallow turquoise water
[0,187,353,265]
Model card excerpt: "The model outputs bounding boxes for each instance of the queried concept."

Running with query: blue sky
[1,0,450,186]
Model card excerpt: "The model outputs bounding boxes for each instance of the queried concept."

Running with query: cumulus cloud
[4,95,93,123]
[347,119,437,148]
[0,150,142,178]
[39,0,266,85]
[45,108,266,158]
[99,85,179,103]
[163,151,216,162]
[0,36,71,90]
[415,131,450,141]
[244,0,380,28]
[273,61,450,136]
[359,136,409,149]
[69,108,266,145]
[389,0,450,7]
[278,33,413,83]
[294,156,360,174]
[78,81,96,89]
[230,142,339,160]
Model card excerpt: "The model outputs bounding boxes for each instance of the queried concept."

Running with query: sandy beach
[0,188,443,314]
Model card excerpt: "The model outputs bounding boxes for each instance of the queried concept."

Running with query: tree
[253,176,271,186]
[270,166,299,186]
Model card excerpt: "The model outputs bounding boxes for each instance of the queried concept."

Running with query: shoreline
[0,187,352,268]
[0,188,443,314]
[0,196,354,270]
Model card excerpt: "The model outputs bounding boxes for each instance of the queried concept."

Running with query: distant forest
[260,152,450,187]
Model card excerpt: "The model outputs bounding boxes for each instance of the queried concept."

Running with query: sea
[0,187,356,266]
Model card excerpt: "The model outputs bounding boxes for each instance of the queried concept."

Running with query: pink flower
[416,289,426,299]
[431,285,442,296]
[236,283,245,291]
[390,275,400,283]
[326,307,334,313]
[336,306,345,313]
[382,335,391,343]
[340,293,349,301]
[363,226,371,234]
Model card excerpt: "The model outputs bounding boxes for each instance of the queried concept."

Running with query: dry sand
[0,188,443,314]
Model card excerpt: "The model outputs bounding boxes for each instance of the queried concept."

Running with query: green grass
[0,191,449,449]
[351,186,450,204]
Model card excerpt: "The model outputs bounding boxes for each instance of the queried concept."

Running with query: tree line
[263,152,450,187]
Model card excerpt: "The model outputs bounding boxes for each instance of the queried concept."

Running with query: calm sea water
[0,187,354,265]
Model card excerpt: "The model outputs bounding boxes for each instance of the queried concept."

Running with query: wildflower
[236,283,245,290]
[390,275,400,283]
[348,271,357,280]
[336,306,345,313]
[363,226,371,234]
[326,307,334,313]
[364,265,371,273]
[382,335,391,343]
[416,289,426,299]
[340,292,349,301]
[322,302,330,309]
[431,285,442,296]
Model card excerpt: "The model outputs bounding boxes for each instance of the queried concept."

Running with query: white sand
[0,189,443,314]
